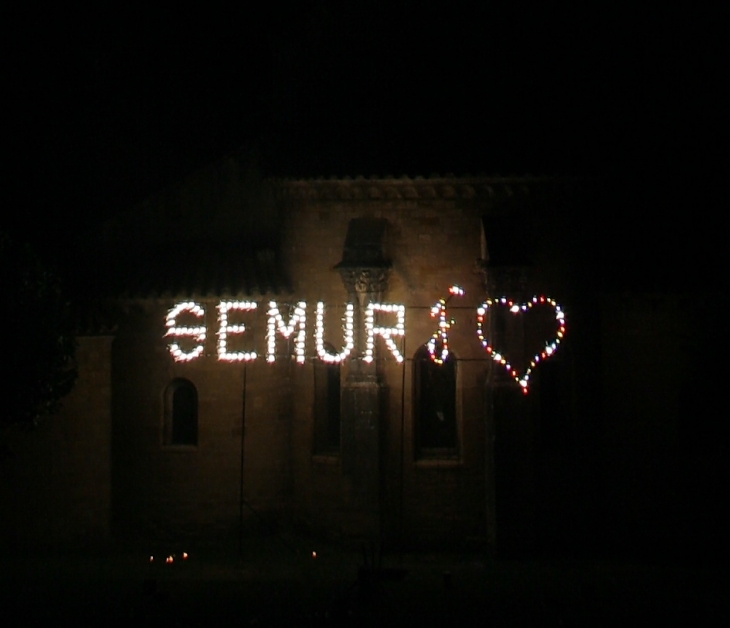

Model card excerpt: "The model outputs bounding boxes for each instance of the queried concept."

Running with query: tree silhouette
[1,232,76,428]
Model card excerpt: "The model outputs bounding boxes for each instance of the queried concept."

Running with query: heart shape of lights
[476,296,566,394]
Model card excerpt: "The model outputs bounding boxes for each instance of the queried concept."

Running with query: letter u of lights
[315,302,354,363]
[217,300,258,362]
[364,303,405,363]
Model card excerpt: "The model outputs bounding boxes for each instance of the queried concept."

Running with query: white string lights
[426,285,464,364]
[164,294,565,373]
[217,300,258,362]
[476,296,566,394]
[315,302,354,363]
[165,301,206,362]
[365,303,405,363]
[267,301,307,363]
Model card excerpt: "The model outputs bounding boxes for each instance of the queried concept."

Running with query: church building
[6,155,692,558]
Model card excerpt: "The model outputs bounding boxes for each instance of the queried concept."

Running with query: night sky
[4,4,719,275]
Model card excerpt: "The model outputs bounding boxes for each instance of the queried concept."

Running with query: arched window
[164,378,198,446]
[313,345,341,455]
[413,345,457,458]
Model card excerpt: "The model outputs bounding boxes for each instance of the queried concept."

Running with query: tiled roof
[67,170,583,303]
[66,241,289,301]
[272,174,565,202]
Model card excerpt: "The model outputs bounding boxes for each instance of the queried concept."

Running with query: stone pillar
[338,266,389,538]
[476,260,498,556]
[477,261,529,556]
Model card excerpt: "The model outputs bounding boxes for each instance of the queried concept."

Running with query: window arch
[413,345,457,458]
[163,378,198,446]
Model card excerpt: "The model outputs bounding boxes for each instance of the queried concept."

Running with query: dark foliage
[0,233,77,427]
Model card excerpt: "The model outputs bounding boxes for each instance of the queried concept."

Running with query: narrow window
[313,345,341,454]
[413,345,457,458]
[164,378,198,446]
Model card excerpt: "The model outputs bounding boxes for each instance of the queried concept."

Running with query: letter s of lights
[476,296,566,394]
[165,301,206,362]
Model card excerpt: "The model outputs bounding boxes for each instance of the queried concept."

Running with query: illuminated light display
[476,296,566,394]
[165,295,566,371]
[217,300,258,362]
[267,301,307,363]
[315,302,354,363]
[364,302,405,363]
[426,285,464,364]
[165,301,206,362]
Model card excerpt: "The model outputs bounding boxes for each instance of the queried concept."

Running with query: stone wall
[281,180,506,548]
[4,172,586,554]
[110,299,293,543]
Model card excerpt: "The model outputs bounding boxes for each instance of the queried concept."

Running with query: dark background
[1,4,727,565]
[3,3,720,276]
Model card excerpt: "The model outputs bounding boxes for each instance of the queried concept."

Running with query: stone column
[476,260,498,556]
[480,260,538,556]
[477,261,529,556]
[338,266,389,539]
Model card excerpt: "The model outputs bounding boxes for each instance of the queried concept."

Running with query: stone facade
[92,170,587,552]
[14,163,688,556]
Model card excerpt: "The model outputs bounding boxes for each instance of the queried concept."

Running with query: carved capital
[338,266,389,300]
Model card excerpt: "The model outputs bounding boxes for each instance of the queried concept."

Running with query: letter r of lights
[365,303,405,363]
